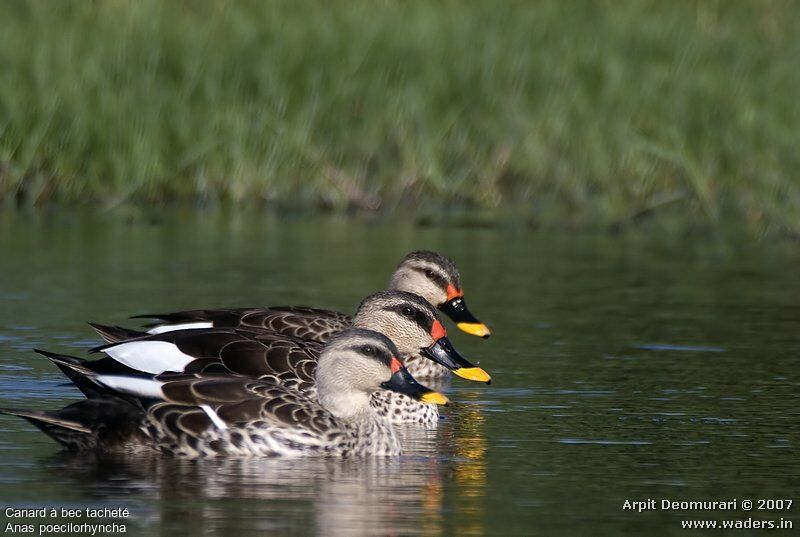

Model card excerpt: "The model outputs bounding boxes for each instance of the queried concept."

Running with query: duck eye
[402,306,414,317]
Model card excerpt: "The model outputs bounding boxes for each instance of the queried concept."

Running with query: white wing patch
[147,322,214,334]
[103,341,195,374]
[95,375,164,399]
[200,405,228,430]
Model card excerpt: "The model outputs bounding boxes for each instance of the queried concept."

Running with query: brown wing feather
[136,307,352,343]
[122,328,322,391]
[160,376,254,404]
[216,335,321,384]
[152,375,339,436]
[173,330,248,358]
[241,307,351,343]
[134,308,261,328]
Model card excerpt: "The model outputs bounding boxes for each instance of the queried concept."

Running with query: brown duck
[1,329,448,457]
[132,251,492,344]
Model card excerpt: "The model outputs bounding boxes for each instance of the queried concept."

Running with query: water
[0,210,798,535]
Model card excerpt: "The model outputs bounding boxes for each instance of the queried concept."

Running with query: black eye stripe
[347,344,393,367]
[410,267,449,289]
[384,304,433,332]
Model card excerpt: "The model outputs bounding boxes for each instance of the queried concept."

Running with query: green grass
[0,1,798,235]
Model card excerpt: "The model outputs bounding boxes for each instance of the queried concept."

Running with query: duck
[1,329,449,457]
[129,250,492,343]
[85,291,490,425]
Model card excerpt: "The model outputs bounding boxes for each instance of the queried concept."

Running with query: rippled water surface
[0,210,798,535]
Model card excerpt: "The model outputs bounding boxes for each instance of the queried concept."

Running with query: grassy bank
[0,1,798,235]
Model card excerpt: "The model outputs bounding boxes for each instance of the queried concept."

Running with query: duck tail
[88,322,146,344]
[0,407,93,450]
[1,397,146,452]
[34,349,104,398]
[35,348,149,401]
[34,348,94,375]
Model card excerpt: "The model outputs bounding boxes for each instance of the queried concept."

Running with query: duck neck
[317,387,376,422]
[316,374,399,454]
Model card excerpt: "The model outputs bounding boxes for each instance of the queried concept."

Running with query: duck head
[389,250,492,338]
[316,328,448,418]
[353,291,491,384]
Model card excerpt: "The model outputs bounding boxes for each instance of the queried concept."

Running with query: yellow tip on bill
[457,322,492,338]
[452,366,492,384]
[420,391,450,406]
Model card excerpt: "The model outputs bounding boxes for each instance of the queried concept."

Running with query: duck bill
[439,297,491,338]
[421,337,492,384]
[380,367,449,406]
